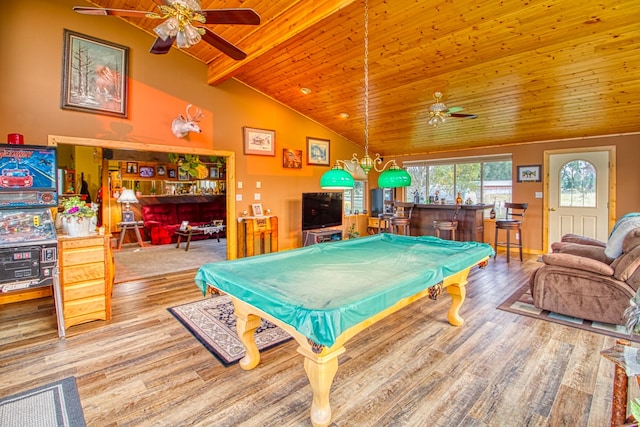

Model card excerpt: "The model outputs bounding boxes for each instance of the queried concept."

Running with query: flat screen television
[302,192,343,231]
[0,145,58,208]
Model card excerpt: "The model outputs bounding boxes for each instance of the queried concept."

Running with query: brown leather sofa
[529,228,640,325]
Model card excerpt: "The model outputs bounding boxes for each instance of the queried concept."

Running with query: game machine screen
[0,145,58,293]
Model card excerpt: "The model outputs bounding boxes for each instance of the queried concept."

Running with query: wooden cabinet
[58,235,112,329]
[238,216,278,258]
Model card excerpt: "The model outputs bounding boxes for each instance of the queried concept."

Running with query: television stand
[303,228,343,246]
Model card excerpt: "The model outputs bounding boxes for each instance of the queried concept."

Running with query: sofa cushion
[142,204,179,226]
[614,245,640,282]
[541,253,614,276]
[176,203,207,225]
[605,213,640,258]
[560,234,606,247]
[554,243,613,264]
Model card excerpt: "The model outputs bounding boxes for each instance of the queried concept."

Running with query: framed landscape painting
[307,137,330,166]
[61,29,129,118]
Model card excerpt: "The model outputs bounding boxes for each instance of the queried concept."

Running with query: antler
[186,104,204,122]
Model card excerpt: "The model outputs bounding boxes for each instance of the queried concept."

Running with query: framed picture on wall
[178,169,189,181]
[243,127,276,156]
[139,166,154,178]
[157,165,166,176]
[517,165,542,182]
[167,168,177,179]
[61,30,129,118]
[307,137,330,166]
[126,162,138,174]
[283,148,302,169]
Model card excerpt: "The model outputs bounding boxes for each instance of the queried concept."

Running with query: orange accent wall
[2,0,639,252]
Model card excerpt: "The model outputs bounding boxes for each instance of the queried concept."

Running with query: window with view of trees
[559,160,596,207]
[344,180,366,214]
[405,156,512,218]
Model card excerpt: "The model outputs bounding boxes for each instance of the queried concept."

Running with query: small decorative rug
[168,295,292,366]
[0,377,86,427]
[498,283,640,343]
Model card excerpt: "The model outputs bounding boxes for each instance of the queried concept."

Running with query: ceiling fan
[73,0,260,60]
[427,92,478,127]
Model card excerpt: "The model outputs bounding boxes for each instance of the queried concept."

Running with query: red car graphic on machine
[0,169,34,187]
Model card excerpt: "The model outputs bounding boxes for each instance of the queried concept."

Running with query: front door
[546,148,613,251]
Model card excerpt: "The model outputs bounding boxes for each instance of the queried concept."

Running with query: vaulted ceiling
[78,0,640,157]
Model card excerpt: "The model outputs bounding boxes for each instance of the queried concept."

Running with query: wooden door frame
[48,135,237,261]
[542,145,616,252]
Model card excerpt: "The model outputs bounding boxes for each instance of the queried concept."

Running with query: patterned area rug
[497,282,640,343]
[0,377,86,427]
[168,295,292,366]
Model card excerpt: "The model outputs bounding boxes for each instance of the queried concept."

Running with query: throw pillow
[605,213,640,259]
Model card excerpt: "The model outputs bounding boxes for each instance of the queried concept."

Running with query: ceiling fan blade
[72,7,149,18]
[201,28,247,60]
[447,106,464,114]
[450,113,478,119]
[201,8,261,25]
[150,36,176,55]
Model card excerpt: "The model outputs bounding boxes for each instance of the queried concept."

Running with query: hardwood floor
[0,254,618,426]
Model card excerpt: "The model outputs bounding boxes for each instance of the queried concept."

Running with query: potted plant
[59,195,96,237]
[347,223,360,239]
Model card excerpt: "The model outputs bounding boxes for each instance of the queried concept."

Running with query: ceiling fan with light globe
[73,0,260,60]
[427,92,478,127]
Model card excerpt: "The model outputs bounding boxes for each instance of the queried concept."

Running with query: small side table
[601,339,640,426]
[117,221,145,249]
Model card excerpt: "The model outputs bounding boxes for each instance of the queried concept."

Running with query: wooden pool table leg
[234,304,262,370]
[298,346,345,427]
[446,283,466,326]
[443,269,470,326]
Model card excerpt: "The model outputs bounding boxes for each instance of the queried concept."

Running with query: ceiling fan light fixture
[154,17,179,41]
[428,114,446,127]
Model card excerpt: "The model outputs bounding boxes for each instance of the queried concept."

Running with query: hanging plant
[168,153,208,179]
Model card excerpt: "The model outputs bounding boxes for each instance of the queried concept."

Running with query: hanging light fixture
[149,1,205,49]
[320,0,411,190]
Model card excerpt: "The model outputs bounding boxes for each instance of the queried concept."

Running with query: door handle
[549,207,557,211]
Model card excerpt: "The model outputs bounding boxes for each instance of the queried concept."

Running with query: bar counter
[410,204,491,242]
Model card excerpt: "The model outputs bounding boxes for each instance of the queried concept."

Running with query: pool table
[194,233,494,427]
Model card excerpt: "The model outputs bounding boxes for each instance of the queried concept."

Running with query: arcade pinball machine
[0,144,64,336]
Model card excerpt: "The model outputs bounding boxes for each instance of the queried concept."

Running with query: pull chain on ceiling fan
[73,0,260,59]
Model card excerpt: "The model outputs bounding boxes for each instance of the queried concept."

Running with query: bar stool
[494,202,528,262]
[390,202,414,235]
[433,205,460,241]
[433,220,458,240]
[376,200,395,233]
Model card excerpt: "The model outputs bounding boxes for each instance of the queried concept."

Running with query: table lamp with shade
[117,188,138,223]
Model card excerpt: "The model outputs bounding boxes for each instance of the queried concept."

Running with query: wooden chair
[390,202,414,235]
[433,205,460,241]
[375,200,395,233]
[494,202,528,262]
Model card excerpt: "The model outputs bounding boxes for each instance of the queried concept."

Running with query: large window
[405,155,512,217]
[344,180,366,214]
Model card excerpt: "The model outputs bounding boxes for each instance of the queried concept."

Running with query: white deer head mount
[171,104,204,138]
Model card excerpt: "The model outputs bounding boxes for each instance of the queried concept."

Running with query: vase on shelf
[63,215,92,237]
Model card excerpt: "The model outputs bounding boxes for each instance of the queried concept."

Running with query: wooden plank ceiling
[79,0,640,157]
